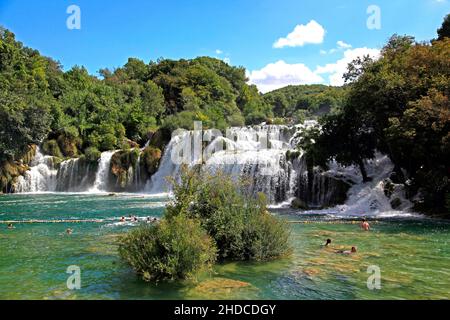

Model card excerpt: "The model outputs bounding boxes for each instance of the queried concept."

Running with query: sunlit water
[0,194,449,300]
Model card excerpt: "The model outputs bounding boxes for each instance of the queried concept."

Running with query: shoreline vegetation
[118,167,292,282]
[1,14,449,217]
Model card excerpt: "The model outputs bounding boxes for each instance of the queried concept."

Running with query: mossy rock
[84,147,101,163]
[148,128,171,151]
[57,134,80,158]
[42,140,63,158]
[21,145,37,165]
[286,150,301,162]
[142,146,162,176]
[110,149,140,189]
[291,198,309,210]
[384,179,395,198]
[390,197,402,210]
[0,160,28,192]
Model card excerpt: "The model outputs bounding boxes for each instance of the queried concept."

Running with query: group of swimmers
[119,215,158,223]
[322,219,371,255]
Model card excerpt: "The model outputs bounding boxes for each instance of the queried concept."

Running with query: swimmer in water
[337,246,357,255]
[361,219,370,231]
[120,217,126,222]
[7,223,14,229]
[66,228,73,235]
[322,239,332,247]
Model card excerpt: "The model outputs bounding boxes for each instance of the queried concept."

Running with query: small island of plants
[118,167,292,282]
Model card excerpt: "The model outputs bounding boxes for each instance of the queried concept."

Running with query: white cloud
[248,47,380,92]
[248,60,324,93]
[320,40,353,55]
[273,20,326,48]
[215,49,223,54]
[223,57,231,64]
[337,40,352,49]
[315,47,380,86]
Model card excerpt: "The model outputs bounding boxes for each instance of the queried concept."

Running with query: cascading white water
[322,153,413,216]
[145,124,310,203]
[15,148,58,193]
[89,151,116,192]
[55,158,96,192]
[13,122,413,216]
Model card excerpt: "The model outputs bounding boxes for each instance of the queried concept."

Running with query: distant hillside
[263,85,346,122]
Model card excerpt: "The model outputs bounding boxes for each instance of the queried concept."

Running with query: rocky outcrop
[0,145,36,193]
[295,168,351,209]
[142,146,162,176]
[110,149,140,190]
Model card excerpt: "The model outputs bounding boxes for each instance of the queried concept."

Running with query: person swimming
[322,239,332,247]
[337,246,357,255]
[66,228,73,235]
[7,223,14,229]
[120,216,126,222]
[361,219,370,231]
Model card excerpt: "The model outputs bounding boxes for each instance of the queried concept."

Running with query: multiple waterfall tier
[14,123,409,212]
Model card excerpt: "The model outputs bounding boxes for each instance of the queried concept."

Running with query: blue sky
[0,0,449,92]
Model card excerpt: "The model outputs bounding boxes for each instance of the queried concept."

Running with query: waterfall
[14,148,58,193]
[145,125,310,203]
[90,151,115,192]
[12,122,413,215]
[55,158,97,192]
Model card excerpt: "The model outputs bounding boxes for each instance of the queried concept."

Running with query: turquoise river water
[0,193,449,300]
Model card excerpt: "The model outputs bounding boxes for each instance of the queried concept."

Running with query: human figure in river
[337,246,357,255]
[66,228,73,235]
[120,216,126,222]
[7,223,14,229]
[361,219,370,231]
[322,239,332,247]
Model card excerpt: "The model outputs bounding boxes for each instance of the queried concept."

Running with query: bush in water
[118,214,217,282]
[166,167,292,261]
[119,168,291,282]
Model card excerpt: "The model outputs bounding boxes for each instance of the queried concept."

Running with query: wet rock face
[295,168,351,209]
[109,149,140,190]
[0,145,36,193]
[142,146,162,176]
[148,128,171,151]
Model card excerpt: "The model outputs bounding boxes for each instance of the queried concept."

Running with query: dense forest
[263,85,345,122]
[304,15,450,214]
[0,25,342,192]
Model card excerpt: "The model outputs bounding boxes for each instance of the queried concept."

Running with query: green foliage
[0,29,53,160]
[42,139,63,158]
[166,168,291,261]
[263,85,346,120]
[312,33,450,212]
[118,215,217,282]
[437,14,450,40]
[84,146,101,163]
